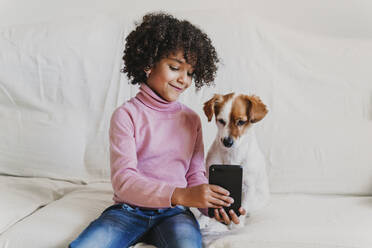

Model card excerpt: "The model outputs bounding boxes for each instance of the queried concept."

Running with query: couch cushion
[0,15,126,183]
[0,175,78,234]
[1,191,371,248]
[0,181,114,248]
[202,194,372,248]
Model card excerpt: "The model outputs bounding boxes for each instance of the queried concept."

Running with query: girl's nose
[178,71,189,85]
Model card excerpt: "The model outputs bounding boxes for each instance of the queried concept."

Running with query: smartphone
[208,164,243,217]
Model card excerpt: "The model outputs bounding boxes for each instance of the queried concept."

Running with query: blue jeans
[69,203,202,248]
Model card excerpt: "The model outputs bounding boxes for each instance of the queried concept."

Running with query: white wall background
[1,0,372,39]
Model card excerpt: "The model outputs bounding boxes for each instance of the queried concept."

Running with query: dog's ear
[245,95,268,123]
[203,94,222,122]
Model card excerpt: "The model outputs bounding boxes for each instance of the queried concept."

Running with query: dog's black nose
[222,137,234,147]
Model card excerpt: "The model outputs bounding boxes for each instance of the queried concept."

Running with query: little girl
[69,12,245,248]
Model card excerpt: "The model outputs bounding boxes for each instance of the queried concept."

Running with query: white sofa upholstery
[1,6,372,248]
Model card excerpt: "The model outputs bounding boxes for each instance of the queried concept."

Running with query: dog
[195,93,270,232]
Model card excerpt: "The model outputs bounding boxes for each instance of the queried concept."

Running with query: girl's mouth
[169,84,182,92]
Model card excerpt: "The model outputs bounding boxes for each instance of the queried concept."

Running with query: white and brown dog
[197,93,270,231]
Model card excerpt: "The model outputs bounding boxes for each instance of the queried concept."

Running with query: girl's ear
[144,68,151,78]
[203,94,222,122]
[245,95,268,123]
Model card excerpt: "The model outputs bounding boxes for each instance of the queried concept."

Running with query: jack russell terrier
[196,93,270,231]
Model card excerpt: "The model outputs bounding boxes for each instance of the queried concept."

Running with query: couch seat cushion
[202,194,372,248]
[1,191,372,248]
[0,175,79,234]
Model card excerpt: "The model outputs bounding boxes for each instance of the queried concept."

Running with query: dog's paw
[197,215,210,229]
[227,217,245,230]
[202,220,229,234]
[228,223,243,231]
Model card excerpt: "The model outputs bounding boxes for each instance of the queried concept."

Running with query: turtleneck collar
[135,83,182,112]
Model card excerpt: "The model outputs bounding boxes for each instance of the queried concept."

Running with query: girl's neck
[135,83,181,112]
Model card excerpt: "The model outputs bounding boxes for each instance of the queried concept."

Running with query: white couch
[1,6,372,248]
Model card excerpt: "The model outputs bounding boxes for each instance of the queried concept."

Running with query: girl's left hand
[213,207,246,225]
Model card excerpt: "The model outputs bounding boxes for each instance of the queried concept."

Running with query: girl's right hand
[171,184,234,208]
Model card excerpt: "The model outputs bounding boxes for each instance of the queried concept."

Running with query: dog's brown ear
[246,95,268,123]
[203,94,222,122]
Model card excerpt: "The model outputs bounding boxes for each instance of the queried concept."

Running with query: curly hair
[121,12,219,89]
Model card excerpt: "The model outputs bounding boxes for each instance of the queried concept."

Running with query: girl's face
[145,50,194,102]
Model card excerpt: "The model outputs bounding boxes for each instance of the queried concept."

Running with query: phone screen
[208,164,243,217]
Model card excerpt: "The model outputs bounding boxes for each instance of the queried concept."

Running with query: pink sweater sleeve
[185,118,208,187]
[109,108,176,208]
[185,117,209,216]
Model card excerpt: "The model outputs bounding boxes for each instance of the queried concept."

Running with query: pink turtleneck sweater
[109,83,208,211]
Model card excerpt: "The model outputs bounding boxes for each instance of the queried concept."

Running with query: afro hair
[121,12,219,89]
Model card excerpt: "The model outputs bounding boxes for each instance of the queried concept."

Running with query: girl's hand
[214,207,246,225]
[171,184,234,208]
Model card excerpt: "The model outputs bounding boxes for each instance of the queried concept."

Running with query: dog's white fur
[194,93,270,232]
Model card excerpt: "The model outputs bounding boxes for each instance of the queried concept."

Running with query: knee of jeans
[69,236,107,248]
[174,218,201,235]
[69,225,115,248]
[169,227,202,248]
[168,238,202,248]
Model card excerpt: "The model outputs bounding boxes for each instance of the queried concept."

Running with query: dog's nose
[222,137,234,148]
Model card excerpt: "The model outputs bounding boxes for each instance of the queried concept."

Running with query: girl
[69,12,245,248]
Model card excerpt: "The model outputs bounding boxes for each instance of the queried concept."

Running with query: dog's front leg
[227,215,245,230]
[242,173,258,215]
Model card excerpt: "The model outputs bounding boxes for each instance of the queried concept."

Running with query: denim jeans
[69,203,202,248]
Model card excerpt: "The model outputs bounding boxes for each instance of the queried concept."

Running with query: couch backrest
[1,11,371,195]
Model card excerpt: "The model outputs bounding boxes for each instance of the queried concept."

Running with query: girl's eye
[237,120,247,126]
[169,65,179,71]
[187,72,193,77]
[218,119,226,126]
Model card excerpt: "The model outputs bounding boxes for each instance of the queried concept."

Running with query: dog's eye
[218,119,226,126]
[237,120,247,126]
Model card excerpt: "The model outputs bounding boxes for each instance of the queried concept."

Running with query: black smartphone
[208,164,243,217]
